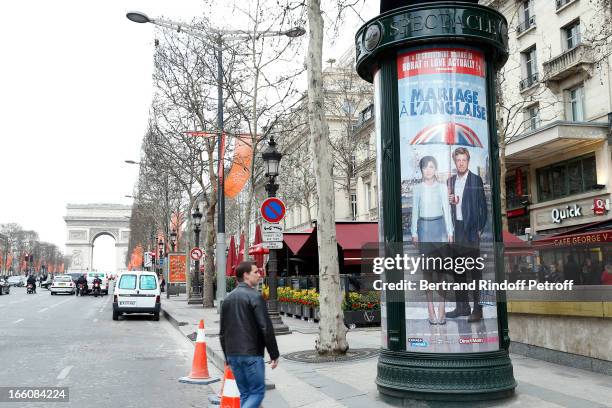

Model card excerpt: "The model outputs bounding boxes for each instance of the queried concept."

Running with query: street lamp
[127,11,305,311]
[170,229,177,252]
[261,136,289,335]
[157,238,164,276]
[190,205,203,304]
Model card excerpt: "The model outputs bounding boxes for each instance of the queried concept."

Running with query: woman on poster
[411,156,453,324]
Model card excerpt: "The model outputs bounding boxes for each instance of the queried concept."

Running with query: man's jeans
[227,355,265,408]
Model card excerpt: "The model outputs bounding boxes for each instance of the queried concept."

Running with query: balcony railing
[519,73,539,91]
[542,43,593,83]
[516,16,536,35]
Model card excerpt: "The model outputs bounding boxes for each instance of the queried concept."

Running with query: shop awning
[503,231,534,256]
[335,222,379,265]
[283,230,314,255]
[533,219,612,248]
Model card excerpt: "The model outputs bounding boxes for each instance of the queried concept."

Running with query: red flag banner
[225,135,253,198]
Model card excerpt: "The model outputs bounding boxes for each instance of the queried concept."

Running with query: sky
[0,0,377,263]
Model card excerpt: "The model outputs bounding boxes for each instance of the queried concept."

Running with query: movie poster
[397,47,499,353]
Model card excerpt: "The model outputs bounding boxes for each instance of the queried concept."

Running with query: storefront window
[539,245,611,285]
[536,154,596,201]
[505,169,528,209]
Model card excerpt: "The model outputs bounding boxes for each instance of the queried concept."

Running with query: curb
[162,307,275,390]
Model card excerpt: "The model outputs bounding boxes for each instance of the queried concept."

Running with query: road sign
[263,242,283,249]
[260,198,286,223]
[263,232,283,242]
[262,222,284,233]
[190,247,203,261]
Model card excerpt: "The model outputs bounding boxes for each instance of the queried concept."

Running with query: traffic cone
[178,320,220,385]
[207,363,228,405]
[220,365,241,408]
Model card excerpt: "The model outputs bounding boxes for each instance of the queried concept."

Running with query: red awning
[502,231,534,256]
[335,222,378,265]
[283,231,313,255]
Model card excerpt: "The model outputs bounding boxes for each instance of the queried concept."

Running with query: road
[0,285,220,408]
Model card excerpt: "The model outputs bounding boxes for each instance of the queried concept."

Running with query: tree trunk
[202,201,216,308]
[307,0,348,356]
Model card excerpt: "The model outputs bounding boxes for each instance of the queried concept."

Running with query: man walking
[220,261,279,408]
[447,147,487,322]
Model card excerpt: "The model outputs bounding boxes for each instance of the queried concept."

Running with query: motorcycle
[77,283,87,296]
[26,283,36,294]
[92,281,101,297]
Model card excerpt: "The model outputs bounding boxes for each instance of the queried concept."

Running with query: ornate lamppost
[189,206,203,304]
[170,229,177,252]
[355,0,515,402]
[261,136,290,335]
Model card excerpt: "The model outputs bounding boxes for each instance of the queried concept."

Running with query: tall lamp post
[170,229,177,252]
[157,238,164,277]
[261,136,290,335]
[126,11,304,311]
[190,206,203,304]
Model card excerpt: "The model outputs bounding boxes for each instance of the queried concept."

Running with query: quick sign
[551,204,582,224]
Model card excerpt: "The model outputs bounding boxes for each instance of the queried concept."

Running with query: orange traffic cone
[220,365,241,408]
[207,363,228,405]
[179,320,220,385]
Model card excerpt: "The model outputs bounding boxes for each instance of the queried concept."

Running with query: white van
[113,271,160,321]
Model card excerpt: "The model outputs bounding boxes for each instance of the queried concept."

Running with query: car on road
[7,276,26,287]
[113,271,160,321]
[50,275,76,295]
[41,276,53,289]
[0,278,10,295]
[66,272,83,284]
[86,272,110,295]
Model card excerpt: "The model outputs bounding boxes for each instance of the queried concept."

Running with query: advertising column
[356,0,515,402]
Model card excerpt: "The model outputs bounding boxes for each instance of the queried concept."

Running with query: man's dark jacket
[219,282,279,360]
[448,170,487,243]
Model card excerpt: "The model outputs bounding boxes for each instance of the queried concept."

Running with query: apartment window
[525,104,540,131]
[517,0,535,33]
[520,47,538,90]
[364,182,371,209]
[350,154,357,177]
[350,193,357,220]
[564,20,581,50]
[567,85,585,121]
[537,155,596,201]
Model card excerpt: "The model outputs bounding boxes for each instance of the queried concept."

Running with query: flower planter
[279,302,288,315]
[288,303,301,317]
[313,307,320,321]
[343,310,381,326]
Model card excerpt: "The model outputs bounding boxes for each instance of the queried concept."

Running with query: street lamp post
[157,238,164,277]
[126,11,304,312]
[190,206,203,305]
[261,136,290,335]
[170,229,177,252]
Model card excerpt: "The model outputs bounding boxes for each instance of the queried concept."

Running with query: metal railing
[519,72,539,91]
[516,16,536,34]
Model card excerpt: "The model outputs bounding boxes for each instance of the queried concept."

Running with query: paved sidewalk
[162,294,612,408]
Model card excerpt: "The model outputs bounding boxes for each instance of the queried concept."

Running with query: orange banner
[225,135,252,198]
[168,254,186,283]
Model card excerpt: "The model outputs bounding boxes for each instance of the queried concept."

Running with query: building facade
[489,0,612,370]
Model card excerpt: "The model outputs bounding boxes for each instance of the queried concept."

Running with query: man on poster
[447,147,487,322]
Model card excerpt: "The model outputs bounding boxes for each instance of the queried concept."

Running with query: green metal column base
[376,349,516,402]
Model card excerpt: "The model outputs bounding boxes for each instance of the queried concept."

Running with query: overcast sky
[0,0,376,268]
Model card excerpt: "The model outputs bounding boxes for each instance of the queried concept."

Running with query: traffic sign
[190,247,203,261]
[263,242,283,249]
[144,252,152,267]
[263,232,283,242]
[260,198,286,223]
[262,222,283,233]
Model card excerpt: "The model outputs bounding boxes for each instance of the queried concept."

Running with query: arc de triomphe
[64,204,131,273]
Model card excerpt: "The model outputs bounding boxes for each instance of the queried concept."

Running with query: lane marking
[49,298,74,309]
[38,307,49,313]
[13,318,24,324]
[56,366,73,380]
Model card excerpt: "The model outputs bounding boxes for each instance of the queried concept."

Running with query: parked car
[113,271,160,321]
[0,278,10,295]
[50,275,76,295]
[7,276,26,287]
